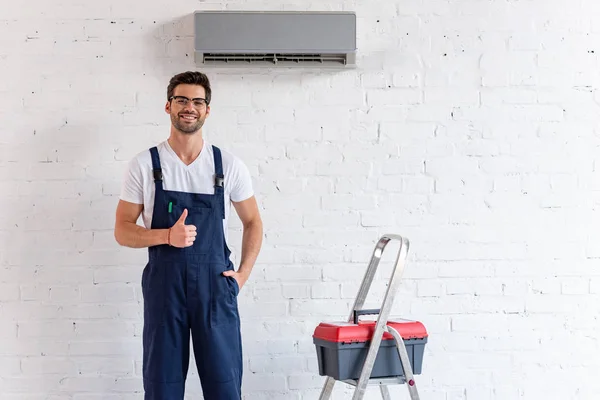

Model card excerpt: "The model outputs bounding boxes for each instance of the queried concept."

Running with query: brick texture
[1,0,600,399]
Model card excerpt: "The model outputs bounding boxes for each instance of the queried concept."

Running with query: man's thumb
[177,209,188,224]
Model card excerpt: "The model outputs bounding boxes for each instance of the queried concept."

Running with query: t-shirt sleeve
[229,157,254,202]
[119,157,145,204]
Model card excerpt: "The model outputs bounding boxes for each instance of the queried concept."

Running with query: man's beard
[171,111,205,134]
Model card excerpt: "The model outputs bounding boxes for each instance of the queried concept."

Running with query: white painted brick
[357,105,408,123]
[73,395,139,400]
[288,374,324,390]
[264,266,321,282]
[76,357,134,375]
[310,283,341,299]
[245,339,297,357]
[261,194,320,212]
[256,177,301,195]
[68,340,141,357]
[437,174,493,194]
[60,304,140,320]
[322,264,373,282]
[92,267,141,284]
[0,338,69,358]
[359,211,395,228]
[0,303,61,322]
[250,356,307,374]
[409,176,437,193]
[412,296,476,316]
[360,71,389,88]
[0,284,20,301]
[287,143,344,164]
[425,88,479,105]
[0,323,17,339]
[315,230,379,249]
[591,278,600,294]
[325,122,378,143]
[20,357,76,374]
[406,105,454,123]
[456,105,565,123]
[379,157,425,175]
[238,301,287,319]
[309,88,365,107]
[445,389,467,400]
[242,374,287,393]
[259,320,311,339]
[253,247,294,265]
[299,176,334,195]
[561,278,590,294]
[74,321,135,339]
[526,294,587,314]
[254,211,302,231]
[252,284,283,303]
[502,280,532,296]
[479,156,534,174]
[340,142,400,160]
[424,54,481,87]
[59,376,121,392]
[417,280,444,297]
[1,376,64,394]
[243,392,300,400]
[282,284,311,300]
[18,322,74,338]
[445,279,503,296]
[415,241,527,261]
[475,295,526,314]
[239,108,294,126]
[290,300,350,318]
[321,194,376,210]
[315,161,372,177]
[80,284,136,303]
[0,357,20,375]
[367,88,422,106]
[303,211,359,228]
[42,286,79,303]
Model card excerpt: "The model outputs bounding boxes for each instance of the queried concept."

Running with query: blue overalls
[141,145,242,399]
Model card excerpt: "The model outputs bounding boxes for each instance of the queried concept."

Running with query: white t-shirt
[119,140,254,240]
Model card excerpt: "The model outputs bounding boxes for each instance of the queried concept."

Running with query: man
[114,71,263,399]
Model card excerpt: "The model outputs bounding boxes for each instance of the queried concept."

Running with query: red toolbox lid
[313,319,428,343]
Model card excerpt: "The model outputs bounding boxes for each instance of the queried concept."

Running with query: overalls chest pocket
[167,203,216,254]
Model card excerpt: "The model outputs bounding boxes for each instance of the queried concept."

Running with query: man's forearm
[237,220,263,276]
[115,222,169,248]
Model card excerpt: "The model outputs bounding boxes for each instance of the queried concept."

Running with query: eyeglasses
[169,96,208,108]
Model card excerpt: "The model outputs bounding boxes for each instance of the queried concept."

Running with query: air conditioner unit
[194,11,357,68]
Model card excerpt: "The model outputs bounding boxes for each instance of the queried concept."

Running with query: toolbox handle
[353,308,381,324]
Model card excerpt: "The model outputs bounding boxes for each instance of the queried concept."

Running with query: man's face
[166,84,210,135]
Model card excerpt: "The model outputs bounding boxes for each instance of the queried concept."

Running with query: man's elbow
[114,224,126,247]
[244,216,263,232]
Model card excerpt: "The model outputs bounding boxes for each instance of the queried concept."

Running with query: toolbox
[313,318,428,380]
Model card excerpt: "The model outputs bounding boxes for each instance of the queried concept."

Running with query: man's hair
[167,71,212,105]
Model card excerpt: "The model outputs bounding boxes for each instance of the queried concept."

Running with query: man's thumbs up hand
[168,209,197,248]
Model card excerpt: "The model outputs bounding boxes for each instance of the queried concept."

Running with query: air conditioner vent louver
[202,53,349,66]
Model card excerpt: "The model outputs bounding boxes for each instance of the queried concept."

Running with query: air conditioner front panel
[194,11,356,54]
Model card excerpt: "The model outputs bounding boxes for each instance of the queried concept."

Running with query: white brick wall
[1,0,599,399]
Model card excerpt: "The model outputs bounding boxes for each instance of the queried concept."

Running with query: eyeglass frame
[169,95,209,108]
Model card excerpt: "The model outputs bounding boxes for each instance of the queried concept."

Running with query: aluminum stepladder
[318,234,420,400]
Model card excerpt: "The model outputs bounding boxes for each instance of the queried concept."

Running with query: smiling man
[114,71,263,399]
